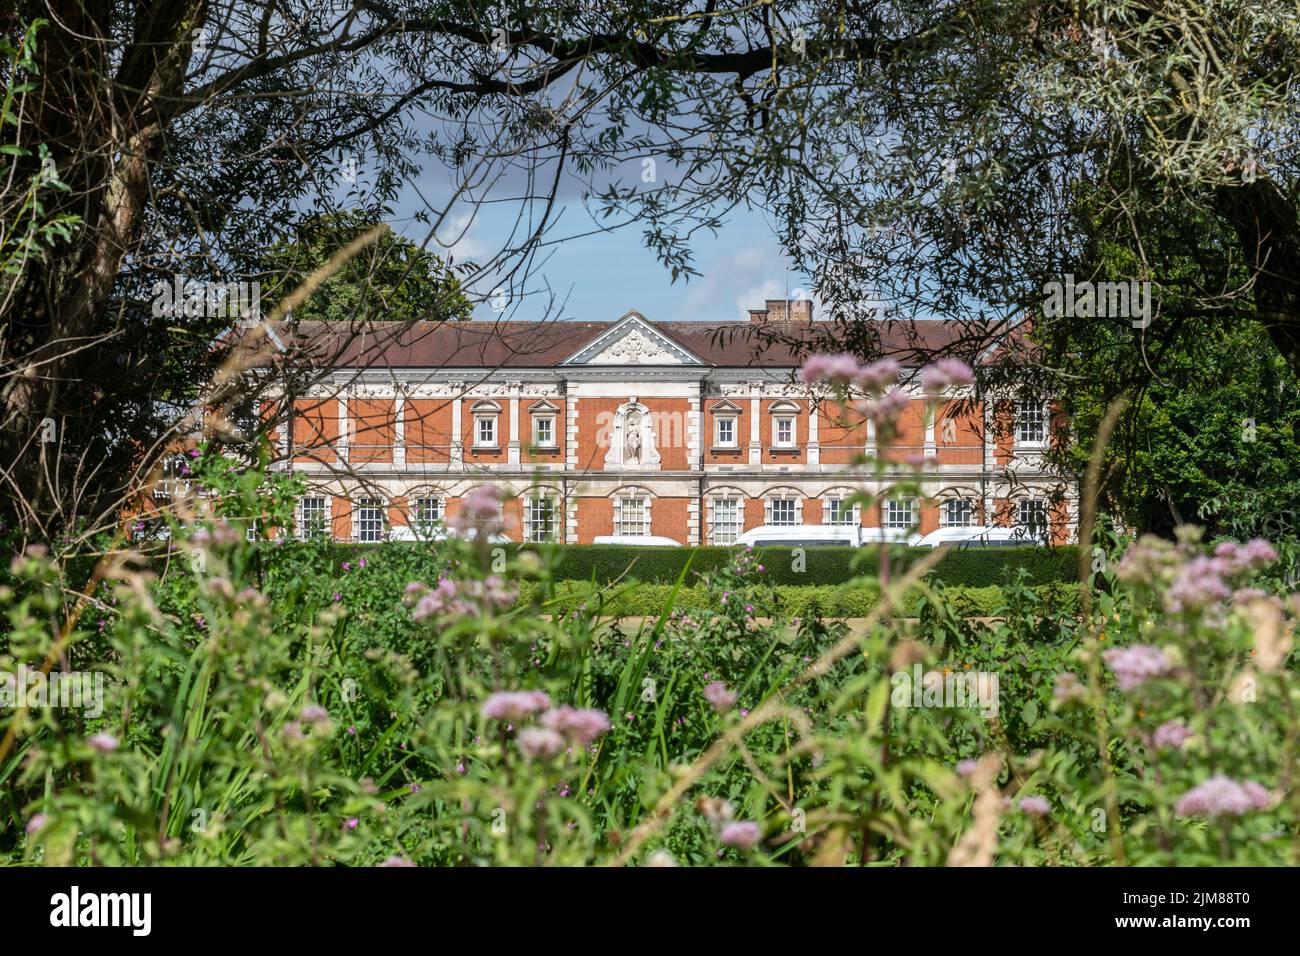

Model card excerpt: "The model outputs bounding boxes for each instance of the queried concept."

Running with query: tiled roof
[278,315,1015,370]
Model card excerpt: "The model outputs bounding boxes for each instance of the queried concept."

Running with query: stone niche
[603,398,661,470]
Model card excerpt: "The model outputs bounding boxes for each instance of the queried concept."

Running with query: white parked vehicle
[733,525,918,548]
[592,535,684,547]
[386,524,510,545]
[860,527,923,546]
[912,526,1037,549]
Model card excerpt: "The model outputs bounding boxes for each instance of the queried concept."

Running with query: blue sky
[384,154,813,324]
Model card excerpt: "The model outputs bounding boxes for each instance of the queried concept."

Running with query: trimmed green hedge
[518,580,1080,619]
[290,541,1080,588]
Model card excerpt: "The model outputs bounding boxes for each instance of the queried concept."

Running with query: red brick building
[269,300,1074,544]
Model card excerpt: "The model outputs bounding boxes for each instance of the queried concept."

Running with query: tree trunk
[1215,179,1300,378]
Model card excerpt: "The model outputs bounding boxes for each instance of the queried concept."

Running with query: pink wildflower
[481,690,552,721]
[300,704,330,724]
[919,358,975,395]
[857,388,910,426]
[1052,672,1086,701]
[1175,776,1271,817]
[1152,720,1193,751]
[1103,644,1171,690]
[87,733,118,753]
[719,821,762,850]
[541,706,611,746]
[1019,795,1051,816]
[451,484,505,536]
[798,353,861,386]
[517,726,566,761]
[856,358,901,391]
[703,681,738,713]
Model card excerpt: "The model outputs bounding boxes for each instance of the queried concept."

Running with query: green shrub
[260,541,1080,589]
[521,580,1077,621]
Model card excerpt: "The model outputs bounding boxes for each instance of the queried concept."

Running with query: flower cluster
[919,358,976,395]
[695,796,763,852]
[408,575,517,621]
[703,680,738,713]
[1152,720,1194,751]
[799,354,904,391]
[481,690,551,721]
[855,388,910,427]
[1103,644,1171,691]
[719,820,762,849]
[1174,776,1271,818]
[799,354,974,438]
[540,706,611,746]
[1117,534,1279,614]
[797,353,861,386]
[481,691,609,762]
[189,521,243,547]
[1018,795,1051,817]
[1052,671,1086,702]
[450,483,505,537]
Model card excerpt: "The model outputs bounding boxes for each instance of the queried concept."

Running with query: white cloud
[433,212,490,263]
[680,243,813,321]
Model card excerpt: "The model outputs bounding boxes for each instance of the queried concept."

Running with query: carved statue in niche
[603,399,661,470]
[625,411,643,462]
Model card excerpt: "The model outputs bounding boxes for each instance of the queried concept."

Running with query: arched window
[706,486,746,544]
[297,495,330,540]
[821,488,861,526]
[353,496,386,542]
[524,486,561,541]
[610,486,653,537]
[763,486,803,526]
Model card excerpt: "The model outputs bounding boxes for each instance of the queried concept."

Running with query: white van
[387,525,510,545]
[592,535,683,547]
[733,525,918,548]
[913,526,1037,549]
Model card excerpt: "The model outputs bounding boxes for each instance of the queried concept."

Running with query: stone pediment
[562,312,705,366]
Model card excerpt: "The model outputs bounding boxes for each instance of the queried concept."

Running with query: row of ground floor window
[296,488,1069,545]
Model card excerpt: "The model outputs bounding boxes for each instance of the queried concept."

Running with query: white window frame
[413,496,442,531]
[354,497,385,543]
[941,498,975,527]
[614,494,650,537]
[884,497,916,530]
[298,496,330,540]
[471,400,501,449]
[769,401,799,449]
[532,415,555,448]
[824,496,860,526]
[715,415,737,448]
[767,497,799,526]
[523,494,557,542]
[1018,497,1049,541]
[711,401,741,449]
[708,495,743,544]
[1016,401,1048,446]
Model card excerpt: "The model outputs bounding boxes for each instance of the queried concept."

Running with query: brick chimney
[748,298,813,323]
